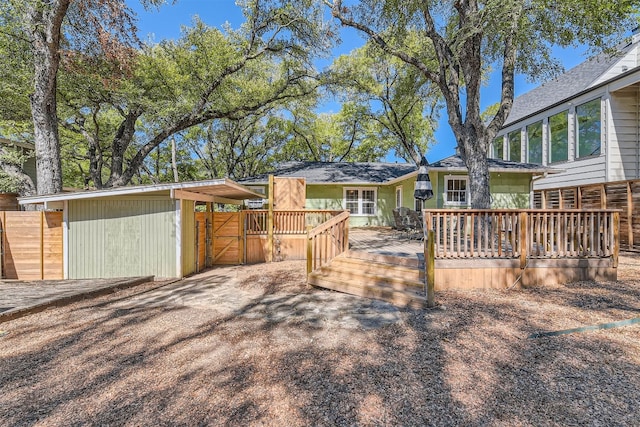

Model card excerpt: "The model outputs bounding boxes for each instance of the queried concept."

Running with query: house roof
[18,179,264,205]
[504,41,638,126]
[428,155,558,175]
[239,161,418,185]
[0,137,35,151]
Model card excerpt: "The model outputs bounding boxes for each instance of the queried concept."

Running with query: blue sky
[130,0,589,163]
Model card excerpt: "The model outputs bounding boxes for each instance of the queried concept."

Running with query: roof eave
[18,179,263,205]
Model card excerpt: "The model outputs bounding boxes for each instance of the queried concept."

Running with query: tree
[55,2,331,188]
[328,44,440,164]
[327,0,640,208]
[2,0,160,195]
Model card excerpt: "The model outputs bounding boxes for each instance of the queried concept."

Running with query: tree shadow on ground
[0,260,639,425]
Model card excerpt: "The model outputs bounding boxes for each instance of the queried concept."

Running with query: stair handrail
[306,210,350,276]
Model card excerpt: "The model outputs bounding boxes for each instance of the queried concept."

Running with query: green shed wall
[181,199,196,277]
[68,197,178,279]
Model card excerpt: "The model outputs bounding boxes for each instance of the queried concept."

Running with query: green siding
[68,197,178,279]
[181,199,196,276]
[489,173,531,208]
[433,172,530,208]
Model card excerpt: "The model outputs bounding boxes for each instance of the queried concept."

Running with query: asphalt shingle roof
[429,155,554,173]
[504,43,635,126]
[239,161,417,184]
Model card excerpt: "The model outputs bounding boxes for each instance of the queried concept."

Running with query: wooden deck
[348,227,424,260]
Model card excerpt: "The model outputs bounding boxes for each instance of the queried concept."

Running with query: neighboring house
[240,158,553,227]
[493,36,640,191]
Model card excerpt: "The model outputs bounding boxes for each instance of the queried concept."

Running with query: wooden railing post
[519,211,528,269]
[267,175,274,262]
[613,211,620,268]
[425,229,435,308]
[306,225,313,276]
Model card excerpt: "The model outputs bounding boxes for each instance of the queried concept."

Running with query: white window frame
[444,176,469,207]
[343,187,378,216]
[395,186,403,208]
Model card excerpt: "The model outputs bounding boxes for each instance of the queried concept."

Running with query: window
[527,121,543,164]
[549,111,568,163]
[344,188,377,216]
[492,136,504,159]
[444,176,469,206]
[415,198,424,212]
[508,130,521,162]
[576,98,601,158]
[395,186,402,208]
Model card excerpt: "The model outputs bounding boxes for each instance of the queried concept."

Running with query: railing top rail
[422,208,622,214]
[308,211,350,238]
[243,209,344,214]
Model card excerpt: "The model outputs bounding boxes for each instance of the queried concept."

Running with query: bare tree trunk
[26,0,70,195]
[171,138,179,182]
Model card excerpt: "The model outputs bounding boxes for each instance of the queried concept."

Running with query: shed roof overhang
[18,179,263,206]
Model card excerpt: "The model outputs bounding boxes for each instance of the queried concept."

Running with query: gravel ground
[1,255,639,426]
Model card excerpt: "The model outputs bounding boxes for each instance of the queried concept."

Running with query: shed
[17,179,262,279]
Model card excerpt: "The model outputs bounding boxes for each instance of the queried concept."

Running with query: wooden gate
[1,211,63,280]
[273,177,306,210]
[213,212,243,265]
[194,211,243,269]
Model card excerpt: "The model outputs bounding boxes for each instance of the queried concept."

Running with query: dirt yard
[1,254,639,426]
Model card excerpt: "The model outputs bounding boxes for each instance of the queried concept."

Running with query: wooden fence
[1,211,63,280]
[306,210,350,275]
[422,209,619,289]
[244,210,343,263]
[533,179,640,251]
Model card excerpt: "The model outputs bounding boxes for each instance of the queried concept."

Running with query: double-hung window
[344,188,377,216]
[444,176,469,206]
[527,121,543,164]
[576,98,601,158]
[549,111,569,163]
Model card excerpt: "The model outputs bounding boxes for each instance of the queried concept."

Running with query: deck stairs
[307,250,427,309]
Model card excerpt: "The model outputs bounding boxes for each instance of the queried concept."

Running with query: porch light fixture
[414,156,433,200]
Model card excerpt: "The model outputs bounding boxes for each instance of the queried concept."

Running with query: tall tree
[329,44,440,164]
[4,0,158,195]
[327,0,640,207]
[56,1,332,188]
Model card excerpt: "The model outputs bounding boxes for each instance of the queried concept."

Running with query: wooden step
[308,273,426,309]
[329,257,424,282]
[316,265,424,291]
[308,251,427,309]
[345,250,422,268]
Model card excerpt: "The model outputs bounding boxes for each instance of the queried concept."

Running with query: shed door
[212,212,243,265]
[273,177,306,210]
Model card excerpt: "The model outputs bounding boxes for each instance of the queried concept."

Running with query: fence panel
[1,211,63,280]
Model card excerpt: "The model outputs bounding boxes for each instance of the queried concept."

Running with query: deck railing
[423,209,620,264]
[306,211,350,275]
[245,210,343,235]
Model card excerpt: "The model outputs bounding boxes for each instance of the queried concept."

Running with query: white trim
[18,178,263,204]
[443,175,469,207]
[343,187,378,216]
[395,185,403,208]
[175,200,182,278]
[63,200,68,279]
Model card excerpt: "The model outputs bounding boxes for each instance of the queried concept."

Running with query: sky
[130,0,590,163]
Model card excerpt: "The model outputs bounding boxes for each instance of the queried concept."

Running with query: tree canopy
[327,0,640,207]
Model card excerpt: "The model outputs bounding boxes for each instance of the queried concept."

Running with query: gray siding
[533,156,607,190]
[592,45,639,86]
[68,197,178,279]
[610,85,640,180]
